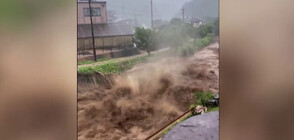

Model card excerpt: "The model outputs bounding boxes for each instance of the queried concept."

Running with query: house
[77,0,135,52]
[78,23,134,50]
[78,0,107,25]
[185,16,204,28]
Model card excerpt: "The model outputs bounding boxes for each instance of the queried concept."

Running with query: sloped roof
[185,16,204,23]
[191,17,204,22]
[77,0,106,3]
[78,23,135,38]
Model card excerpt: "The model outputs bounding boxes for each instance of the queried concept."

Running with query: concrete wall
[78,2,107,24]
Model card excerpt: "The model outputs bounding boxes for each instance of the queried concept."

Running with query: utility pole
[182,7,185,21]
[89,0,97,61]
[151,0,153,28]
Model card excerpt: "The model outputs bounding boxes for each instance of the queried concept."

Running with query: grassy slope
[78,56,148,74]
[78,58,110,65]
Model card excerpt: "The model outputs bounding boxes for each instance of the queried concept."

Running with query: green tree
[170,17,184,25]
[133,27,157,56]
[197,24,215,38]
[156,18,197,48]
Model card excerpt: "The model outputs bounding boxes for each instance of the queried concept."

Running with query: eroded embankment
[78,43,219,140]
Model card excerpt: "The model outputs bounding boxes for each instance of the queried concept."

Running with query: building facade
[78,0,107,25]
[77,0,135,51]
[78,23,134,51]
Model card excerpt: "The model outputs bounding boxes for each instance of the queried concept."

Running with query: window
[83,8,101,17]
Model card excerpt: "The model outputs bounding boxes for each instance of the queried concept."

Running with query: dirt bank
[78,43,219,140]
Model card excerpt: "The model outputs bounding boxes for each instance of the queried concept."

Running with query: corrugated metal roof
[78,23,135,38]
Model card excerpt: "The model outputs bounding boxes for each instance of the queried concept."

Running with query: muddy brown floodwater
[78,43,219,140]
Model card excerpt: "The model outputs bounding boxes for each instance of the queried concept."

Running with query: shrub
[196,34,213,49]
[170,18,184,25]
[190,91,219,113]
[197,24,214,38]
[78,63,121,74]
[194,91,215,106]
[174,41,196,57]
[94,63,122,73]
[78,67,95,74]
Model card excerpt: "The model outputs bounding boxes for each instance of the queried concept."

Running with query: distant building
[185,16,204,28]
[78,0,134,51]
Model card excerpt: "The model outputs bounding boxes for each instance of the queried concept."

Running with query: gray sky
[103,0,192,25]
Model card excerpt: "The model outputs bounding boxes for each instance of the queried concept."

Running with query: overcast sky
[103,0,192,24]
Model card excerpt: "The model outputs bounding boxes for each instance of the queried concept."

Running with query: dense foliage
[194,91,215,106]
[133,27,157,55]
[196,33,213,48]
[197,24,214,38]
[133,17,218,57]
[189,91,219,112]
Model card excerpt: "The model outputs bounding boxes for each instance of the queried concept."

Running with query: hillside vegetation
[181,0,219,22]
